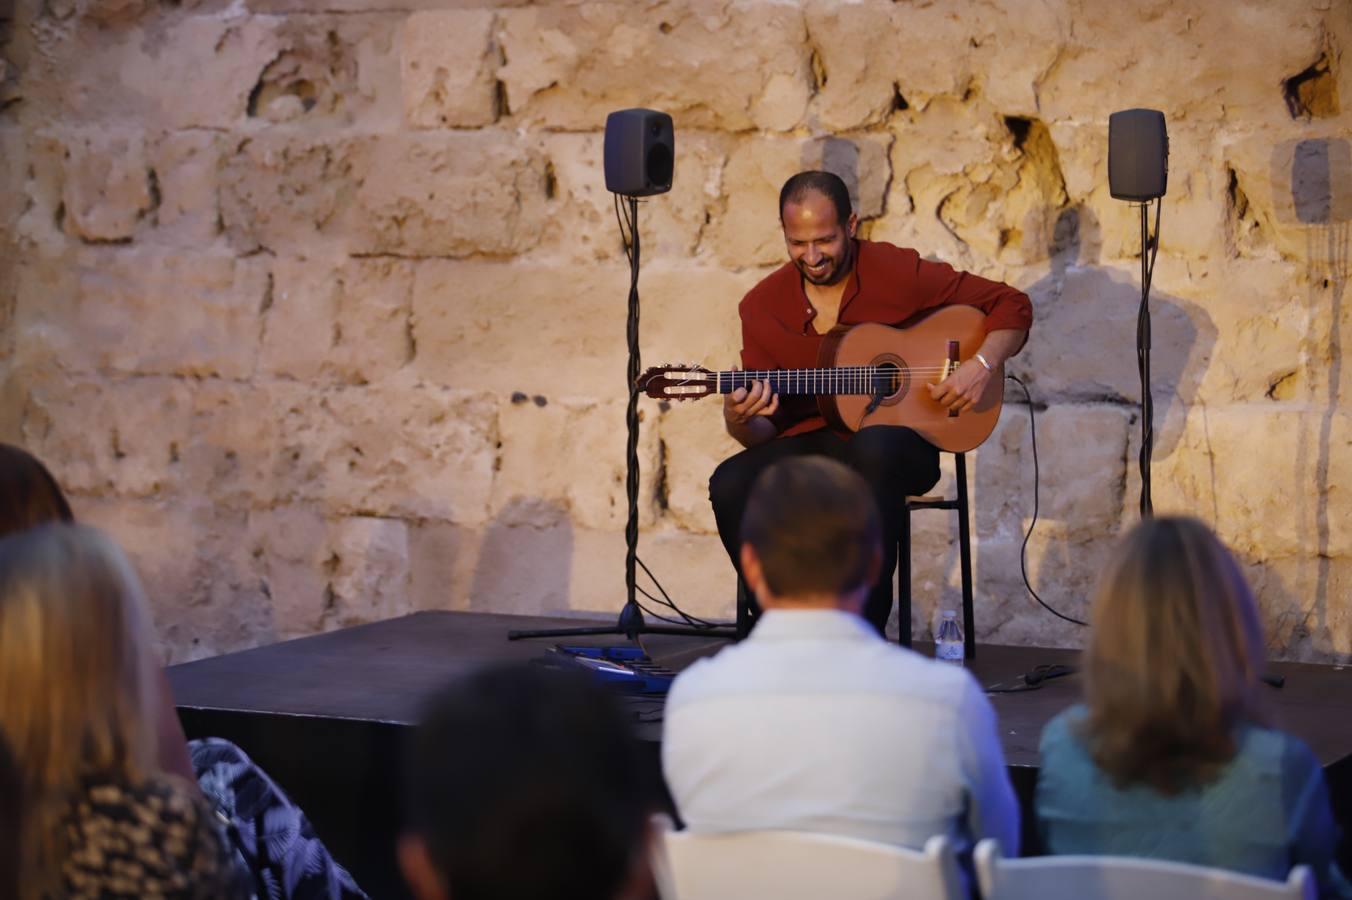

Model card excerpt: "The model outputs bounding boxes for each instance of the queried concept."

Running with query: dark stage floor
[169,610,1352,898]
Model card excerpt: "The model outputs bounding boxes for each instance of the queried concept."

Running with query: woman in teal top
[1036,516,1351,898]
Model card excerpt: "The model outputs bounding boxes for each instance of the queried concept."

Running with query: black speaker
[1109,109,1169,201]
[604,109,674,197]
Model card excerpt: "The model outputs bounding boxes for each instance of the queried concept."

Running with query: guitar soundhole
[874,357,908,404]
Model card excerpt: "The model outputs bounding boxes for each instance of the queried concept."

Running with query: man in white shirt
[662,456,1019,861]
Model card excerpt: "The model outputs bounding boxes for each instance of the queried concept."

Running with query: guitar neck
[715,367,898,396]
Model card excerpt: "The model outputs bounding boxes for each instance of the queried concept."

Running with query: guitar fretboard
[716,367,902,396]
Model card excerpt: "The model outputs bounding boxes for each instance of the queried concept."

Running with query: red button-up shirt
[739,239,1033,437]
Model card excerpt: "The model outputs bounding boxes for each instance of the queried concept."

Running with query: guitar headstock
[637,364,716,400]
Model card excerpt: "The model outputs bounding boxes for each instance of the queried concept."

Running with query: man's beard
[796,241,853,286]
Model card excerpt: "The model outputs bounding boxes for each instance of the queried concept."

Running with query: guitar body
[817,306,1003,453]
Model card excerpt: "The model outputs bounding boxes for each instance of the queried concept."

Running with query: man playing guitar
[710,170,1032,635]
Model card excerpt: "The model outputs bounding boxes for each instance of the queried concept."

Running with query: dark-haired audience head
[739,456,881,611]
[1084,515,1267,795]
[0,444,73,537]
[400,662,653,900]
[0,729,19,900]
[0,523,161,893]
[778,171,859,287]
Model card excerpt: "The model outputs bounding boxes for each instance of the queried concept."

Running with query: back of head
[404,662,651,900]
[779,170,853,226]
[741,456,881,598]
[0,524,160,892]
[1083,515,1266,794]
[0,444,73,538]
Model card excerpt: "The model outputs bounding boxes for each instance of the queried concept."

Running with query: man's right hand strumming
[724,378,780,448]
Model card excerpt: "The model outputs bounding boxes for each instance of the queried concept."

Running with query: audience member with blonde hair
[1036,515,1351,897]
[0,442,367,898]
[0,523,249,899]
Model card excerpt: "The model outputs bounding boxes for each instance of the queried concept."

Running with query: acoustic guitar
[637,305,1002,453]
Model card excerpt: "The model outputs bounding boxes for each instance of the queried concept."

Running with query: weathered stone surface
[220,132,549,257]
[261,256,414,384]
[1038,0,1326,128]
[656,401,739,535]
[20,19,280,129]
[251,0,529,12]
[492,396,660,532]
[533,129,728,263]
[708,133,893,269]
[149,131,226,248]
[273,377,498,525]
[566,526,736,622]
[78,496,271,662]
[15,249,268,378]
[1020,260,1217,409]
[1151,406,1352,561]
[324,515,411,630]
[408,519,478,613]
[497,2,812,131]
[401,11,498,129]
[19,14,401,130]
[246,504,330,639]
[59,133,154,242]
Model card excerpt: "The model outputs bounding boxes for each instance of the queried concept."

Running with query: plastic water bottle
[935,610,964,666]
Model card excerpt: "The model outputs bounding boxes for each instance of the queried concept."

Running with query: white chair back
[651,818,963,900]
[975,839,1316,900]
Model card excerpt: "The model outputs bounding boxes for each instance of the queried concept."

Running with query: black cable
[1006,374,1088,627]
[636,557,722,629]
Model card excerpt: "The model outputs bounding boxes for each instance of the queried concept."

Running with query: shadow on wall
[1273,137,1351,657]
[467,498,574,616]
[977,204,1218,632]
[801,136,861,214]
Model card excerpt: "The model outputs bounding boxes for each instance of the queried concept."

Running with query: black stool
[899,451,975,659]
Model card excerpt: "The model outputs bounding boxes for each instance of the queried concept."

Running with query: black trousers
[709,426,941,635]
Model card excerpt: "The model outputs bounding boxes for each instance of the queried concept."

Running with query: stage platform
[169,610,1352,898]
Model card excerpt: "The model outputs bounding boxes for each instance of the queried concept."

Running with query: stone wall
[0,0,1348,663]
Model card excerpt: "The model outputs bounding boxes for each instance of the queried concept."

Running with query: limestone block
[22,19,281,129]
[59,133,154,243]
[708,133,893,269]
[1245,555,1352,662]
[261,256,414,384]
[323,515,411,631]
[974,530,1095,650]
[412,259,625,396]
[656,401,739,535]
[245,505,331,639]
[408,519,479,613]
[0,126,23,236]
[1184,258,1314,407]
[973,402,1131,544]
[78,496,271,663]
[14,372,195,498]
[14,249,267,379]
[1020,261,1215,408]
[1039,0,1325,128]
[401,11,498,129]
[492,395,660,532]
[799,1,897,131]
[533,130,728,263]
[149,131,225,248]
[463,513,575,615]
[220,133,548,257]
[496,3,811,132]
[273,377,497,525]
[247,15,403,131]
[1149,405,1351,561]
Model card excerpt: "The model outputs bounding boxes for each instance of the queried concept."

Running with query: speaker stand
[508,196,736,644]
[1135,199,1161,518]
